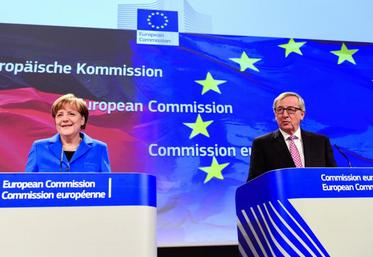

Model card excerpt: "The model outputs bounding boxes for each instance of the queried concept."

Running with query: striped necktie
[287,135,303,168]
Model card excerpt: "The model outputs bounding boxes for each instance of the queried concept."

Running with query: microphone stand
[334,144,352,167]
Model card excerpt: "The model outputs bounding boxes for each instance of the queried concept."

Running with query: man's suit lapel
[272,130,295,166]
[301,130,311,167]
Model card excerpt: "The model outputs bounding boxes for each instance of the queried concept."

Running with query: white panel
[0,206,156,257]
[289,198,373,257]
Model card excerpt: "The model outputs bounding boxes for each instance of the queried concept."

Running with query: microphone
[60,149,64,172]
[60,149,71,172]
[334,144,352,167]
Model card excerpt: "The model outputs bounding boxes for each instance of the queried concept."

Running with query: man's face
[274,96,305,135]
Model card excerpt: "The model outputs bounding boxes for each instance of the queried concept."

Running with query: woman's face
[55,103,85,139]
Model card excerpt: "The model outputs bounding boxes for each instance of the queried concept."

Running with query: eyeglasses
[274,106,302,114]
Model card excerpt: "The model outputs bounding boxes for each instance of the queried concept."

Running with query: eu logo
[137,9,178,32]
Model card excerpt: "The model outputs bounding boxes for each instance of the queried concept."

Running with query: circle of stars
[147,12,168,30]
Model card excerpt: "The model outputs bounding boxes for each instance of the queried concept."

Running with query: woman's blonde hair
[51,93,89,129]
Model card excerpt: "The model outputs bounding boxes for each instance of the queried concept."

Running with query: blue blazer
[25,133,111,172]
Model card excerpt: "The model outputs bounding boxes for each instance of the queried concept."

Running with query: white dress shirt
[279,128,305,167]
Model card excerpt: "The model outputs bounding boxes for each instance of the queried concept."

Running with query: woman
[25,93,111,172]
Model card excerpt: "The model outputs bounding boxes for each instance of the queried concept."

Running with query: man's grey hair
[272,92,306,112]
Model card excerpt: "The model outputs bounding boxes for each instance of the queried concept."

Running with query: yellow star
[330,43,358,65]
[229,51,261,72]
[199,157,230,183]
[183,114,213,139]
[195,72,226,95]
[278,38,306,57]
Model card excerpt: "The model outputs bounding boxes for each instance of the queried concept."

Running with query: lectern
[236,168,373,257]
[0,172,156,257]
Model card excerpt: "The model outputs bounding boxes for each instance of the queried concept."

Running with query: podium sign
[0,172,156,257]
[236,168,373,257]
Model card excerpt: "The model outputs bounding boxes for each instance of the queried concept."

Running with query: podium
[236,168,373,257]
[0,172,156,257]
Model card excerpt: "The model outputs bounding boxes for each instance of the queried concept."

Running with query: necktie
[287,135,303,168]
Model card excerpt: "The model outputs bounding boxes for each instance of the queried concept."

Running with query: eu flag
[137,9,178,32]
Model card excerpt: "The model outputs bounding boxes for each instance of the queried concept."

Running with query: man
[248,92,336,181]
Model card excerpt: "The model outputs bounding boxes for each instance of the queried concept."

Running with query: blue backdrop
[0,23,372,245]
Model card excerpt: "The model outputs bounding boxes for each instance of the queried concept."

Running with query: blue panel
[236,168,373,257]
[0,173,156,208]
[137,9,178,32]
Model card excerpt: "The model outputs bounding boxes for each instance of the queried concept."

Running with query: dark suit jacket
[248,129,337,181]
